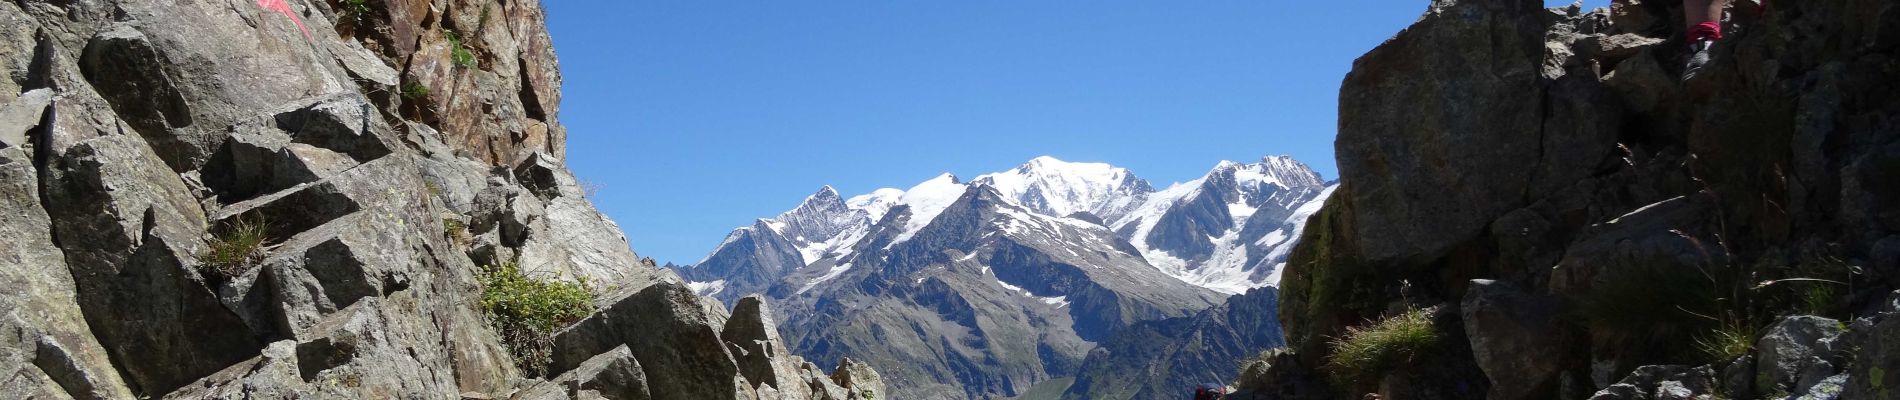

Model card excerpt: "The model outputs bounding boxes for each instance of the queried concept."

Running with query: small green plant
[202,217,271,279]
[1694,320,1759,363]
[442,218,469,245]
[478,263,595,374]
[343,0,370,19]
[1798,282,1838,316]
[1324,308,1441,388]
[446,30,477,68]
[400,81,430,101]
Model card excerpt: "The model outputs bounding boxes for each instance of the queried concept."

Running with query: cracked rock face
[1268,0,1900,398]
[0,0,872,398]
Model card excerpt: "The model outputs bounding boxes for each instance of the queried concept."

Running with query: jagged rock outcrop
[1260,0,1900,398]
[0,0,878,398]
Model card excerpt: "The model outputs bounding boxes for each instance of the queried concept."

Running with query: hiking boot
[1682,39,1716,82]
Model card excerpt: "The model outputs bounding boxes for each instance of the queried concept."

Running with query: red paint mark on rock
[256,0,311,39]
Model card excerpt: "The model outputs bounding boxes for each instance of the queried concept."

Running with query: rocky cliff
[0,0,879,398]
[1249,0,1900,399]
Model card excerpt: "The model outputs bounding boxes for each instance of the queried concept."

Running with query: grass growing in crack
[202,218,271,279]
[478,263,594,375]
[442,218,469,246]
[1324,308,1440,388]
[400,81,430,101]
[446,30,477,68]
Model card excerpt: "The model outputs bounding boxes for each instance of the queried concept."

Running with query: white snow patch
[798,262,853,295]
[687,280,727,297]
[847,188,906,221]
[994,276,1070,308]
[887,174,969,246]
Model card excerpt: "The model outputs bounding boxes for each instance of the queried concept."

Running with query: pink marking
[256,0,311,39]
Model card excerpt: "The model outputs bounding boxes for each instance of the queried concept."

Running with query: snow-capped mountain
[681,155,1329,300]
[969,156,1155,223]
[776,184,1224,400]
[678,185,895,301]
[1111,156,1336,293]
[672,155,1332,399]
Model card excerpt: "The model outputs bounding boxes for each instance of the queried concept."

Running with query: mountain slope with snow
[672,155,1332,399]
[776,186,1224,399]
[1110,156,1334,293]
[970,156,1155,223]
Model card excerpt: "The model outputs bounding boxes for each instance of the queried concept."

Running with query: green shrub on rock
[446,30,477,68]
[477,262,595,374]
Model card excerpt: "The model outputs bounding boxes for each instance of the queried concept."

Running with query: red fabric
[257,0,312,39]
[1687,21,1724,43]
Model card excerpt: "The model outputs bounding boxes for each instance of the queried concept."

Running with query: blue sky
[545,0,1608,265]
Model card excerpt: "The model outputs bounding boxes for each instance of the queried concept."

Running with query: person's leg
[1684,0,1727,41]
[1681,0,1728,80]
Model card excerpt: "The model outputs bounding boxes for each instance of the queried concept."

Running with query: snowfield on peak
[886,173,970,246]
[1108,156,1333,293]
[971,156,1154,222]
[847,188,906,221]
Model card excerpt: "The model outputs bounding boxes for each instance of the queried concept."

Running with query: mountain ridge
[677,154,1332,399]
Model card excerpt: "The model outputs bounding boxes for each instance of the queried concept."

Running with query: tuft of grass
[1580,243,1862,366]
[343,0,370,19]
[1694,320,1759,363]
[1798,282,1838,316]
[1578,262,1720,349]
[446,30,477,68]
[202,218,271,279]
[478,263,595,374]
[442,218,468,246]
[400,81,430,101]
[1324,308,1441,388]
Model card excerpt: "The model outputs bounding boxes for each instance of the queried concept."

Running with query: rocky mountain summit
[1235,0,1900,399]
[679,156,1332,399]
[0,0,878,399]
